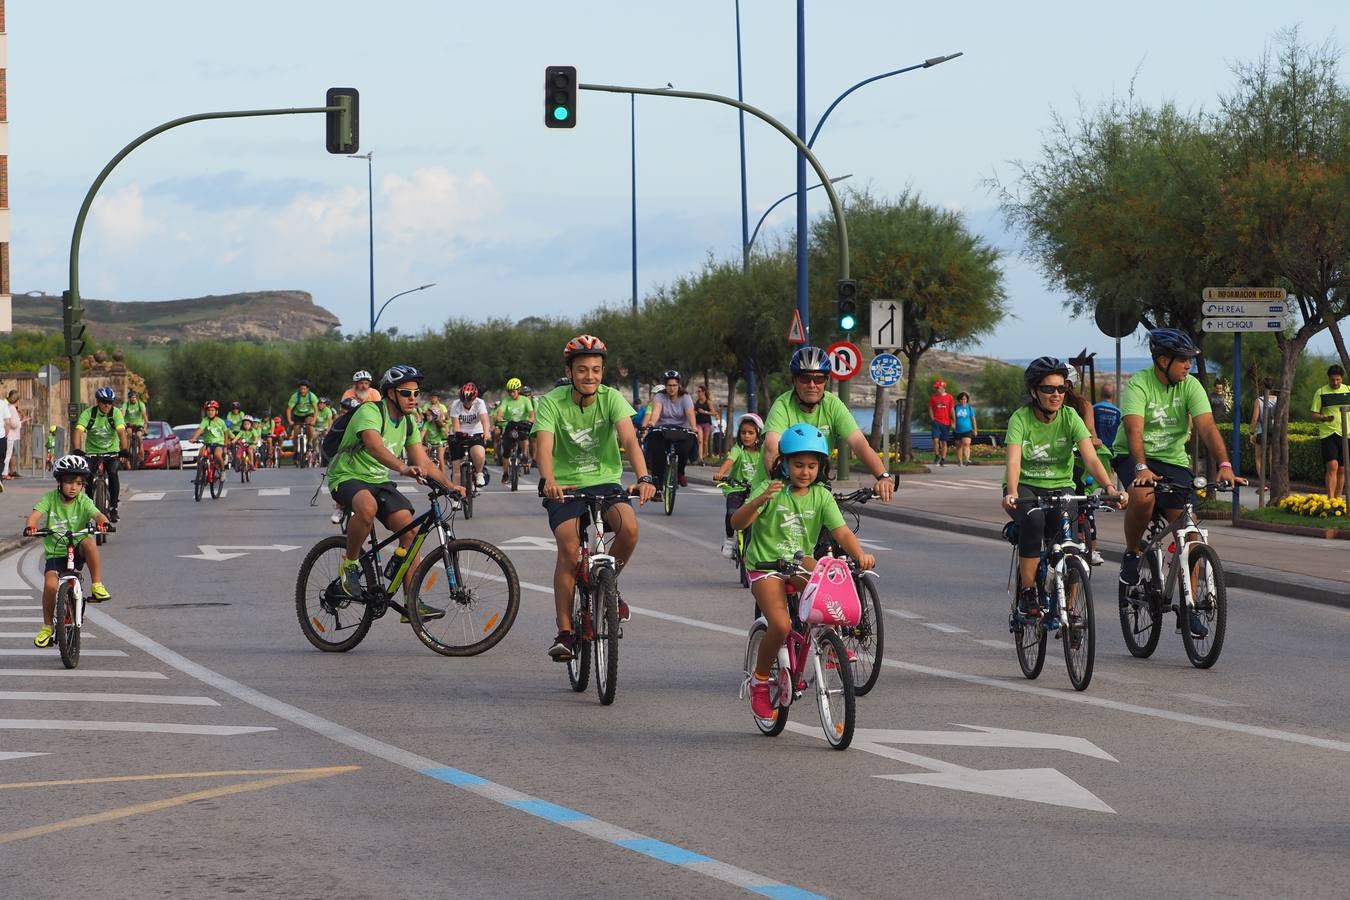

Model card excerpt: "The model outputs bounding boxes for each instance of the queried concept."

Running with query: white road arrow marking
[786,722,1116,813]
[496,536,561,551]
[0,750,46,762]
[851,725,1117,761]
[177,544,302,562]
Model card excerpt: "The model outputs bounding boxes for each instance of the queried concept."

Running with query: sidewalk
[685,463,1350,609]
[0,472,56,558]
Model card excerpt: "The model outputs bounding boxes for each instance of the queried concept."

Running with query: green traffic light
[840,314,857,331]
[553,106,570,122]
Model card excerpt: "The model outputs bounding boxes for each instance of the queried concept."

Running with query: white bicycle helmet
[53,455,91,480]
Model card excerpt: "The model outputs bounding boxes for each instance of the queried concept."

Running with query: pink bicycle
[740,553,859,750]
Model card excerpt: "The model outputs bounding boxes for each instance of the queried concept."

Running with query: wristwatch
[874,473,892,481]
[1134,463,1149,472]
[637,474,656,486]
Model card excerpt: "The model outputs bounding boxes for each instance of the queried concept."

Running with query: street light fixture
[347,151,375,335]
[372,283,436,333]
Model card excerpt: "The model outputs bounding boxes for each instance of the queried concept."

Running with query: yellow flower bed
[1277,493,1348,519]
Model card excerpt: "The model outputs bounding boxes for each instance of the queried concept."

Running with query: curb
[683,469,1350,611]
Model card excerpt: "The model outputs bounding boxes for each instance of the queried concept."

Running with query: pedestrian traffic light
[326,87,359,154]
[545,66,577,128]
[837,280,858,332]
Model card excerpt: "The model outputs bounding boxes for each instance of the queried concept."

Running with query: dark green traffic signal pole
[579,82,849,283]
[64,104,344,434]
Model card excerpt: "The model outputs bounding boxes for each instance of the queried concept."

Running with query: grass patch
[1242,506,1350,531]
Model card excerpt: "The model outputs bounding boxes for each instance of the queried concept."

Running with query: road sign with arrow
[871,300,901,352]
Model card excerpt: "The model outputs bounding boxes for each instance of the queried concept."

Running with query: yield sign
[178,544,302,562]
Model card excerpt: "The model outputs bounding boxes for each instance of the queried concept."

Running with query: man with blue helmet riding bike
[73,386,129,522]
[762,346,895,502]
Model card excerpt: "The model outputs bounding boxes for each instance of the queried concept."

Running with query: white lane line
[0,649,127,657]
[0,606,40,610]
[922,623,969,634]
[0,691,218,706]
[0,632,95,639]
[0,668,167,679]
[1178,693,1245,709]
[258,488,291,496]
[83,607,817,898]
[127,492,165,502]
[1091,671,1146,685]
[973,639,1013,650]
[0,719,273,736]
[885,608,923,620]
[0,617,42,623]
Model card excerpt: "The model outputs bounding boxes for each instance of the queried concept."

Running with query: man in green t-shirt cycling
[534,334,656,662]
[762,346,894,502]
[74,386,130,521]
[314,398,335,435]
[328,365,463,606]
[287,380,318,451]
[495,377,536,481]
[1114,329,1244,593]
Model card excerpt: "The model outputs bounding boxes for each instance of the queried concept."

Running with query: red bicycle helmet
[563,334,608,362]
[459,382,479,404]
[204,400,220,410]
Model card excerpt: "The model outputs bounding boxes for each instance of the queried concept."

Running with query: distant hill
[13,290,342,344]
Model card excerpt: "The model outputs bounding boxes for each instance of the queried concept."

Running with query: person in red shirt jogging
[928,379,956,467]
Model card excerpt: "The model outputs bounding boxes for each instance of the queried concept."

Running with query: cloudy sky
[9,1,1346,359]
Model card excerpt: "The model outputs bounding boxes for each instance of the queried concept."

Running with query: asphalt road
[2,465,1348,899]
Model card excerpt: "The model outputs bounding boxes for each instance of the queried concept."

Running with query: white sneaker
[330,510,342,525]
[1089,550,1104,566]
[720,539,735,559]
[475,472,486,488]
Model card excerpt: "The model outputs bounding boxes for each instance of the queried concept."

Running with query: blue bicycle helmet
[775,424,831,483]
[94,386,116,403]
[789,346,831,375]
[1148,328,1198,359]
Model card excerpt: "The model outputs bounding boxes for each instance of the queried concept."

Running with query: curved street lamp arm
[806,53,963,149]
[582,82,848,280]
[372,284,436,332]
[747,174,852,255]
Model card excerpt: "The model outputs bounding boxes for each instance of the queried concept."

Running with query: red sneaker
[749,677,775,719]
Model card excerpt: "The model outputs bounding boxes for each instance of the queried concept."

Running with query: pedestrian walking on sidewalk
[4,390,24,479]
[952,392,977,465]
[1249,378,1276,483]
[929,380,955,467]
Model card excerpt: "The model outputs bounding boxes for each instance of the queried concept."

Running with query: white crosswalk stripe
[0,690,220,706]
[0,649,128,657]
[258,487,291,496]
[127,492,165,501]
[0,668,168,679]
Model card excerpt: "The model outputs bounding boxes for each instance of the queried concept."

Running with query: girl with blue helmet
[730,424,875,720]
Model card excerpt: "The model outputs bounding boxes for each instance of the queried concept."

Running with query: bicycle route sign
[826,340,862,381]
[869,353,903,387]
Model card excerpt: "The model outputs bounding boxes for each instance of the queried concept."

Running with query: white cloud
[380,167,499,242]
[89,185,159,248]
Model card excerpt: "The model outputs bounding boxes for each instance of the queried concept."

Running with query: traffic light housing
[837,280,858,332]
[63,301,87,358]
[545,66,577,128]
[326,87,360,154]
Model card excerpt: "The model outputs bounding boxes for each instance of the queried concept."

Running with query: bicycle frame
[571,492,618,587]
[351,489,462,613]
[1008,494,1093,633]
[1139,504,1209,619]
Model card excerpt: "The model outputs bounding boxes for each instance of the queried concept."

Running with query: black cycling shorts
[449,433,487,461]
[1114,456,1193,511]
[45,547,88,574]
[543,483,631,534]
[331,479,414,522]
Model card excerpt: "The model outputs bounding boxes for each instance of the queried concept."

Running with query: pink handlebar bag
[796,556,861,626]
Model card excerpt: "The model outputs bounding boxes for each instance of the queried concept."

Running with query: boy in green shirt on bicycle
[24,455,112,648]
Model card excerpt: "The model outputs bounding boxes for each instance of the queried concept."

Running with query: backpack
[320,400,409,465]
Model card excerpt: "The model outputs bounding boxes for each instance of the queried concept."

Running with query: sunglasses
[796,374,828,385]
[396,388,421,399]
[1036,385,1069,395]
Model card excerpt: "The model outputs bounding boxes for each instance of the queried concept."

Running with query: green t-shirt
[122,400,148,426]
[34,489,101,559]
[532,384,636,487]
[1311,383,1350,439]
[288,391,317,416]
[315,406,335,430]
[224,411,246,431]
[197,416,231,446]
[1006,405,1090,489]
[496,395,534,424]
[1110,369,1211,467]
[764,391,860,450]
[722,444,766,495]
[327,400,422,490]
[421,404,448,445]
[237,426,262,446]
[743,481,845,568]
[76,406,125,455]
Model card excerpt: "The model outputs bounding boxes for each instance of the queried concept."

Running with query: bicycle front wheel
[593,567,620,705]
[510,459,519,492]
[94,475,108,517]
[295,536,375,652]
[1182,543,1227,669]
[1061,556,1095,691]
[55,582,80,669]
[839,575,884,697]
[662,466,677,516]
[1014,605,1047,680]
[744,620,788,736]
[567,584,592,693]
[408,540,520,656]
[210,465,223,498]
[814,629,856,750]
[193,458,206,502]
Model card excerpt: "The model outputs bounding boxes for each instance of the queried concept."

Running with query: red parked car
[139,420,183,469]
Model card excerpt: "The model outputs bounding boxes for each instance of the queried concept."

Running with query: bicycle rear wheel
[55,582,80,669]
[1014,605,1047,680]
[1118,577,1162,659]
[593,567,620,705]
[408,539,520,656]
[510,458,519,492]
[1061,556,1095,691]
[814,629,855,750]
[1181,543,1227,669]
[295,535,375,652]
[744,620,788,736]
[839,575,883,697]
[567,585,592,692]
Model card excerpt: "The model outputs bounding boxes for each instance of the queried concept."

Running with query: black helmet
[379,364,425,391]
[1023,356,1070,391]
[661,369,681,382]
[1148,328,1198,359]
[789,346,831,375]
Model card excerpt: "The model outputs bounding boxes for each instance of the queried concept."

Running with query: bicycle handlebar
[750,551,808,574]
[28,524,116,538]
[832,488,880,504]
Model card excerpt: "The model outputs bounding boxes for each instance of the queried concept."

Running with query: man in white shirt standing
[449,382,491,489]
[3,389,21,478]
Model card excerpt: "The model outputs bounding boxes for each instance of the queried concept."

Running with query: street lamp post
[348,151,375,335]
[371,283,436,333]
[630,94,640,405]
